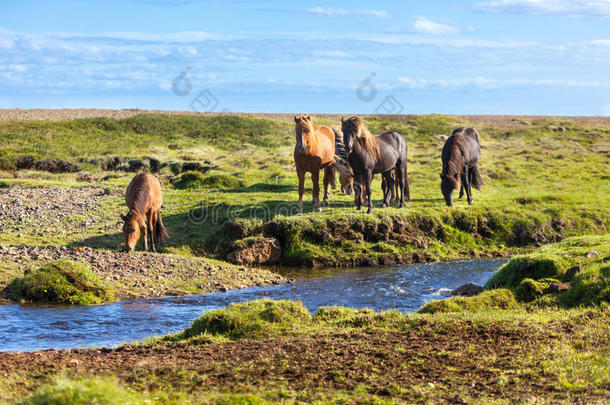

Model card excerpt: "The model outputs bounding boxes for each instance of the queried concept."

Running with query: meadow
[0,111,609,403]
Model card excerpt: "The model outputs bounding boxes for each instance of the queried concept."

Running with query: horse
[440,127,483,207]
[341,116,410,213]
[122,172,169,252]
[293,114,338,213]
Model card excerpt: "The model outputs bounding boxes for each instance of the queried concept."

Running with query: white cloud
[412,17,460,35]
[306,7,389,18]
[477,0,610,18]
[397,76,610,90]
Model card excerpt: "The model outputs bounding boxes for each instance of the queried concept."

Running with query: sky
[1,0,610,115]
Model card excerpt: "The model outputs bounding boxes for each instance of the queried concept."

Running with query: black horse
[440,127,483,206]
[341,116,410,213]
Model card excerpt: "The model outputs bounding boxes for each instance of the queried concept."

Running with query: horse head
[341,116,360,155]
[440,171,459,207]
[121,211,143,252]
[294,114,313,153]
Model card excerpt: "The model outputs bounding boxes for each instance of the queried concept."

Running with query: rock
[547,282,571,293]
[128,159,149,172]
[226,237,282,266]
[68,359,79,367]
[451,282,484,297]
[218,286,229,292]
[585,250,599,259]
[147,157,161,173]
[564,266,581,281]
[436,135,448,141]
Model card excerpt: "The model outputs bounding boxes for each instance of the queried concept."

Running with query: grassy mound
[486,235,610,289]
[17,377,147,405]
[173,171,245,190]
[178,299,311,340]
[417,289,518,314]
[8,259,115,305]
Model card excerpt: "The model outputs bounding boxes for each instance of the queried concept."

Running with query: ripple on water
[0,259,505,352]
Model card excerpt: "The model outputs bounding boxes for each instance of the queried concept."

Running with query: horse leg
[354,172,363,210]
[322,167,331,207]
[396,163,405,208]
[142,223,148,251]
[467,167,474,205]
[381,172,393,208]
[463,167,473,205]
[149,211,157,253]
[365,170,373,214]
[312,169,321,212]
[297,168,305,214]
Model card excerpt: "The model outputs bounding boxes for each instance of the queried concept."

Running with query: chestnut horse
[122,172,169,252]
[440,127,483,206]
[341,116,409,213]
[293,114,337,213]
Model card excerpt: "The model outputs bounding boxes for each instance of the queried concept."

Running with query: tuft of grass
[176,299,311,340]
[7,259,115,305]
[417,289,518,314]
[16,377,148,405]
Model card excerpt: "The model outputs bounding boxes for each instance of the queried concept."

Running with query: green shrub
[8,260,115,305]
[17,377,147,405]
[418,289,518,314]
[180,299,311,340]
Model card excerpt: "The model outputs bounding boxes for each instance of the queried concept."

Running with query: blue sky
[1,0,610,115]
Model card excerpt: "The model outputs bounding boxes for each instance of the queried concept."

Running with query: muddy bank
[0,319,607,403]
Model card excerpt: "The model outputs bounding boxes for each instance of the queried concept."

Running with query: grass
[6,259,115,305]
[174,299,311,341]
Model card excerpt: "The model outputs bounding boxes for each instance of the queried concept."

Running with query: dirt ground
[2,108,610,128]
[0,321,606,403]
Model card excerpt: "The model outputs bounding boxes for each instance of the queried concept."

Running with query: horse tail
[471,164,483,190]
[155,211,170,242]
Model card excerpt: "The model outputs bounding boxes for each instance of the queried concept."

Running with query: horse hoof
[296,209,303,215]
[321,201,329,207]
[367,208,373,214]
[380,203,387,208]
[316,207,322,212]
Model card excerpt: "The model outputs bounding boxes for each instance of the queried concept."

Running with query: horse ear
[341,117,344,124]
[306,114,311,120]
[294,115,299,122]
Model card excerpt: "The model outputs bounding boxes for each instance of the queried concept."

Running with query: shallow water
[0,259,504,352]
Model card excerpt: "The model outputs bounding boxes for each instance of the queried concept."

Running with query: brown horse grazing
[440,127,483,207]
[122,172,169,252]
[293,114,337,213]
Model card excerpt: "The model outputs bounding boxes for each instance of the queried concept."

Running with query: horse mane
[442,134,466,180]
[344,116,380,159]
[294,114,320,154]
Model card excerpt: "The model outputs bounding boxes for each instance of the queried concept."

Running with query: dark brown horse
[440,127,483,206]
[293,114,337,213]
[122,172,169,252]
[341,116,409,213]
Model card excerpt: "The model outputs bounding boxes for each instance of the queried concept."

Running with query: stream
[0,259,504,352]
